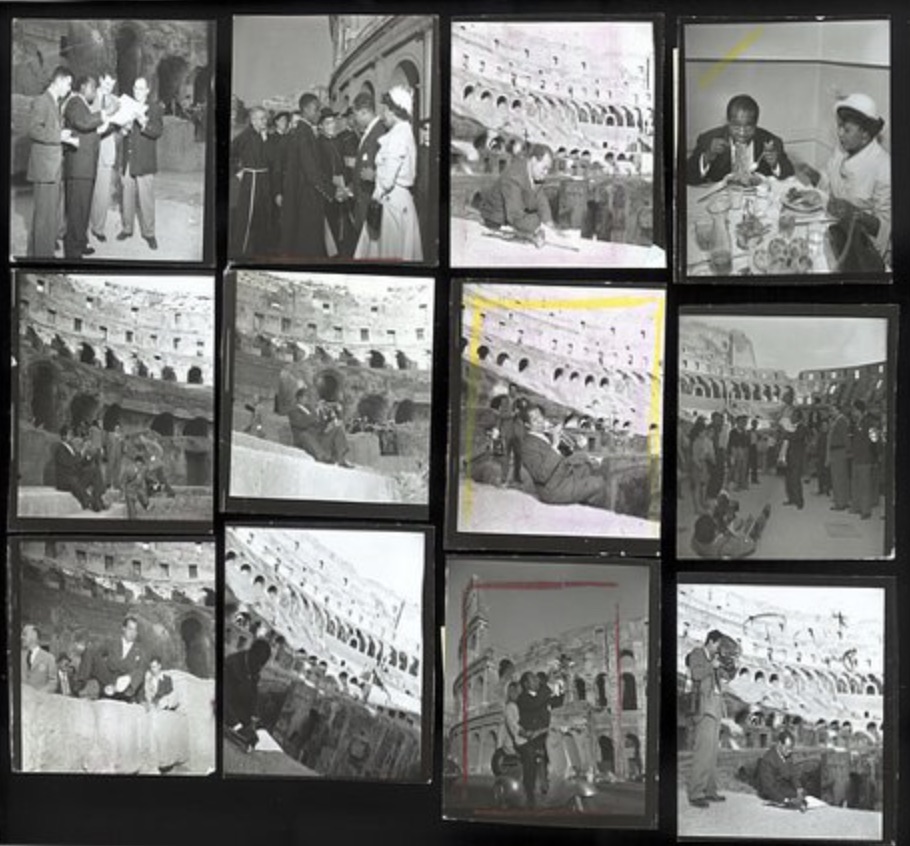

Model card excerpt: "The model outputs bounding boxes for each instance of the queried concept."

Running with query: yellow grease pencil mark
[698,27,765,89]
[459,289,665,525]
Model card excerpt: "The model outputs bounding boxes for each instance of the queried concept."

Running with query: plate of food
[781,186,824,214]
[752,236,813,275]
[725,171,765,190]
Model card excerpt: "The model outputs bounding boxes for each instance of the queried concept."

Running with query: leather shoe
[145,236,158,250]
[338,459,355,469]
[689,798,710,808]
[82,246,95,256]
[116,231,132,241]
[706,794,726,802]
[92,231,106,242]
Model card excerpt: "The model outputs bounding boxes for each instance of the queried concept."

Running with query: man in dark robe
[266,111,291,251]
[279,92,335,258]
[230,106,273,258]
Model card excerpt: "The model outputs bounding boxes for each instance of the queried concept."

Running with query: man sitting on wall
[21,624,58,693]
[76,616,147,702]
[53,425,107,512]
[287,386,354,468]
[517,405,614,510]
[686,94,795,185]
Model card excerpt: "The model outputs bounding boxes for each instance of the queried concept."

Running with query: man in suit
[686,629,726,808]
[287,386,353,468]
[53,425,105,512]
[757,730,807,809]
[90,70,120,243]
[26,66,73,258]
[63,75,110,259]
[518,405,611,509]
[266,111,291,252]
[686,94,794,185]
[230,106,273,258]
[850,400,877,520]
[827,405,851,510]
[118,76,164,250]
[515,670,565,807]
[100,616,147,702]
[224,639,273,749]
[350,92,386,246]
[479,144,555,239]
[278,92,336,258]
[782,409,808,510]
[21,624,58,693]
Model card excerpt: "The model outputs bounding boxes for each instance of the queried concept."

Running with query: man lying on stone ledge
[287,386,354,469]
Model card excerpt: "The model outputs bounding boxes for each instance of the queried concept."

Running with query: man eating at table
[686,94,794,185]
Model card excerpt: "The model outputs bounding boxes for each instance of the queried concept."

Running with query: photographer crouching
[691,490,772,559]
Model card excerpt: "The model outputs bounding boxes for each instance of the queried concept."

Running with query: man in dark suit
[827,405,851,510]
[230,105,272,259]
[224,639,272,748]
[850,400,877,520]
[479,144,555,238]
[517,405,611,508]
[515,670,565,807]
[351,92,386,243]
[685,94,794,185]
[21,624,58,693]
[782,410,808,510]
[63,75,109,259]
[686,629,727,808]
[53,425,105,512]
[100,616,147,702]
[287,387,353,468]
[26,66,73,257]
[757,730,807,808]
[279,93,336,259]
[118,76,164,250]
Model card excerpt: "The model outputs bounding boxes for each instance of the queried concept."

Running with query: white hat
[387,85,413,118]
[490,383,509,400]
[835,93,881,123]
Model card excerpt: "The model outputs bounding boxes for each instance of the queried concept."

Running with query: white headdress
[387,85,413,118]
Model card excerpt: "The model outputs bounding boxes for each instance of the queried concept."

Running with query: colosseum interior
[224,527,424,780]
[16,272,215,521]
[229,270,433,505]
[15,539,216,774]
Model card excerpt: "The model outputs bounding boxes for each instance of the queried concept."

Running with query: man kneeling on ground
[757,730,808,811]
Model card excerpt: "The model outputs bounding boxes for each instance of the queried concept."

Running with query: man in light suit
[686,94,794,185]
[686,629,727,808]
[63,75,110,259]
[89,70,119,243]
[26,66,73,257]
[21,624,58,693]
[351,91,386,244]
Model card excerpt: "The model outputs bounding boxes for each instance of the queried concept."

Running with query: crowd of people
[680,399,884,558]
[686,92,892,270]
[230,86,425,262]
[25,66,165,258]
[21,618,179,711]
[52,420,176,518]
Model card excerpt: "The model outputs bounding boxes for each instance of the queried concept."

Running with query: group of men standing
[26,66,164,259]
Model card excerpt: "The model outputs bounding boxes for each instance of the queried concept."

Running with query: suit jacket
[53,441,82,489]
[686,646,724,720]
[685,125,794,185]
[63,94,103,180]
[519,433,564,487]
[22,647,58,693]
[93,93,119,167]
[826,413,850,463]
[353,118,385,229]
[26,90,63,184]
[288,402,322,444]
[479,157,553,235]
[516,684,564,734]
[757,746,800,802]
[122,101,164,176]
[105,639,147,700]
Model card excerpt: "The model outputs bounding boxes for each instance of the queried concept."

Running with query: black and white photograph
[10,17,214,263]
[677,307,896,560]
[9,537,216,775]
[222,525,432,782]
[10,271,215,529]
[224,270,434,518]
[229,15,439,265]
[447,281,664,554]
[679,18,891,281]
[443,557,658,828]
[450,19,664,268]
[677,577,893,841]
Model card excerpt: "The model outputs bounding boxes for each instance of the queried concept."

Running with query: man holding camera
[686,629,727,808]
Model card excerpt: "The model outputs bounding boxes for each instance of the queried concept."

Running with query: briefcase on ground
[366,198,383,240]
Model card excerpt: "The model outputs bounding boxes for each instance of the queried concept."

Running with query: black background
[1,1,908,845]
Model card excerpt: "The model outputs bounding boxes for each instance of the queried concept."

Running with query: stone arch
[468,730,481,773]
[554,367,564,382]
[187,366,203,384]
[595,673,608,707]
[496,352,510,367]
[114,22,143,101]
[621,671,638,711]
[368,350,386,369]
[179,613,213,678]
[150,412,176,437]
[161,366,177,382]
[599,735,615,773]
[314,369,343,403]
[518,357,529,373]
[105,348,122,371]
[395,350,412,371]
[79,342,96,365]
[102,404,122,432]
[477,345,490,362]
[69,393,99,430]
[157,54,190,112]
[463,84,474,101]
[184,417,208,438]
[574,677,587,701]
[357,393,388,424]
[393,399,415,424]
[29,361,58,430]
